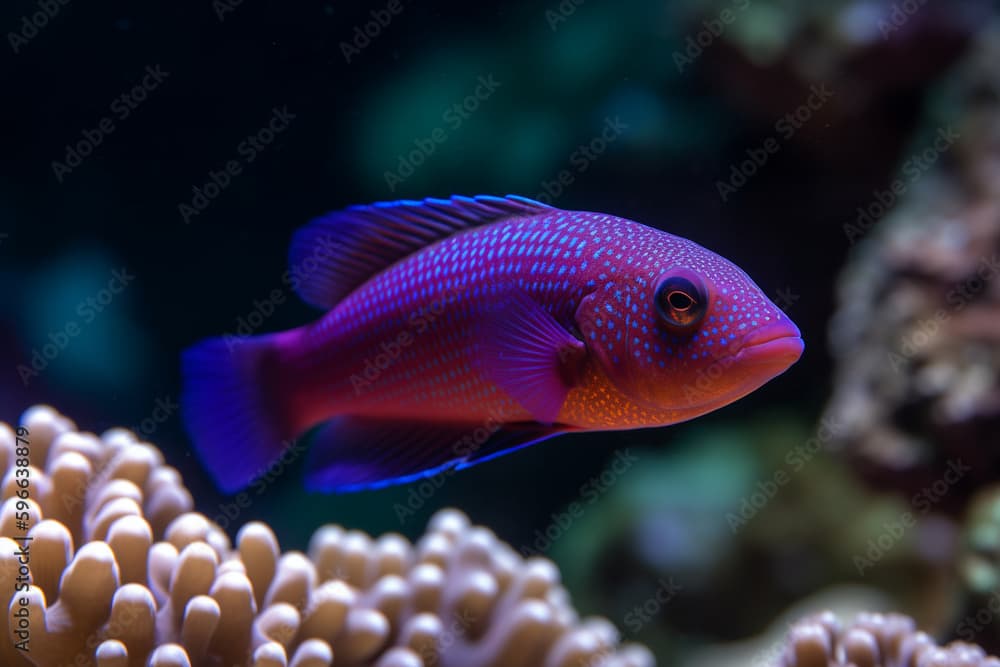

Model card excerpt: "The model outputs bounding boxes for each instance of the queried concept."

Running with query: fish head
[575,235,803,423]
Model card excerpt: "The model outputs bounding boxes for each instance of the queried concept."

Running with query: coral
[822,22,1000,509]
[778,611,1000,666]
[679,585,893,667]
[548,416,955,660]
[674,0,982,177]
[1,405,653,667]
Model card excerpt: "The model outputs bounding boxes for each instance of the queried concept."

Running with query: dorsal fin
[288,194,552,309]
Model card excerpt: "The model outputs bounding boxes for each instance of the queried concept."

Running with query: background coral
[2,405,653,667]
[823,22,1000,513]
[547,415,961,664]
[778,612,1000,667]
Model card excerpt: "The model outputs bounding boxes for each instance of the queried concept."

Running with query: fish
[182,195,803,493]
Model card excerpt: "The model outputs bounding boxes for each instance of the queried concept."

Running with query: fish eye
[654,272,707,334]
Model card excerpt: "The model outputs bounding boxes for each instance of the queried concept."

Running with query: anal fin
[304,416,563,492]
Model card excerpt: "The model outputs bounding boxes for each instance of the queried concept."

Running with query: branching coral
[778,611,1000,667]
[1,405,654,667]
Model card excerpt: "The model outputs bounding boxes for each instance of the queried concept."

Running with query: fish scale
[285,213,596,425]
[182,195,803,492]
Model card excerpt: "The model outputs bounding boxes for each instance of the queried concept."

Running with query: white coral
[779,611,1000,667]
[1,405,654,667]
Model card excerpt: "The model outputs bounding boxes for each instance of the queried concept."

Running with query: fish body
[183,195,802,492]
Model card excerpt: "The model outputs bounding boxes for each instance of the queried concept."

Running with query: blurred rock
[823,22,1000,513]
[681,585,892,667]
[548,415,956,664]
[676,0,987,178]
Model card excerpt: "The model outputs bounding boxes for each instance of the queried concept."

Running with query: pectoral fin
[475,291,587,424]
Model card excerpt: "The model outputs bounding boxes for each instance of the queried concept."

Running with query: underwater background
[3,0,1000,664]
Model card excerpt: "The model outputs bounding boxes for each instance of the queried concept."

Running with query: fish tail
[181,334,295,493]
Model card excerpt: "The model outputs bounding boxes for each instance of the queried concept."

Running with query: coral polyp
[2,405,654,667]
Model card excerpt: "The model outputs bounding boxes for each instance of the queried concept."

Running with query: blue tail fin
[181,335,292,493]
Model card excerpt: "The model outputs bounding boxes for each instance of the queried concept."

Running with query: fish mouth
[681,321,804,413]
[732,323,804,368]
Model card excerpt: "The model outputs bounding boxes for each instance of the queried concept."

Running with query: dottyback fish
[182,195,803,492]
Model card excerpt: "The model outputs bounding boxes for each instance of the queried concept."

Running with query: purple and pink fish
[182,195,803,492]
